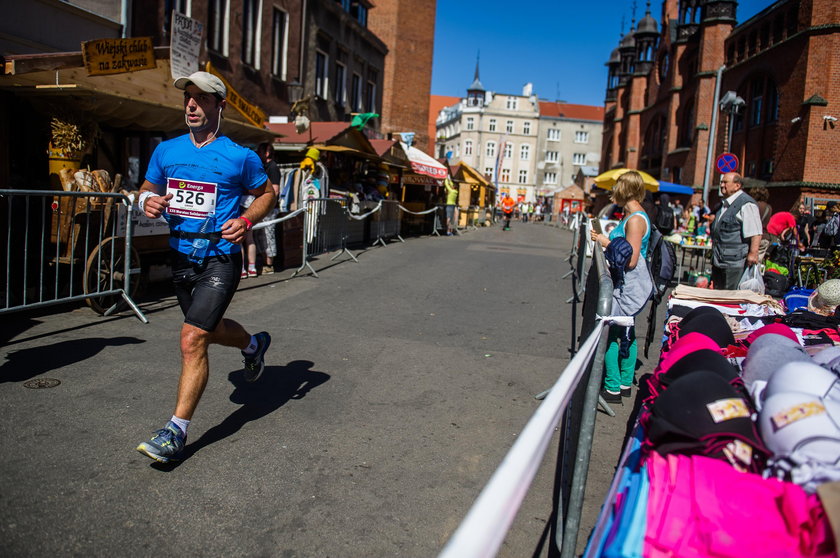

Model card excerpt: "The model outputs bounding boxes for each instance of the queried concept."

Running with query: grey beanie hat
[741,334,811,390]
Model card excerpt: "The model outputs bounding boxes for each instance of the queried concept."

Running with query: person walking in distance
[710,172,762,290]
[135,71,276,463]
[501,194,516,230]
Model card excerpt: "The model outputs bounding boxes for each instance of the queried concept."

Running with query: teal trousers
[603,324,636,393]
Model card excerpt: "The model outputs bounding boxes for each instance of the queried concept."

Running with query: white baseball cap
[173,71,227,100]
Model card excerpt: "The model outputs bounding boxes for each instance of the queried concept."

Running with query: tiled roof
[539,101,604,121]
[427,95,462,157]
[267,122,350,144]
[369,138,398,157]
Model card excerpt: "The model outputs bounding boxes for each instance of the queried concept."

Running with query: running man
[135,71,276,463]
[501,195,516,230]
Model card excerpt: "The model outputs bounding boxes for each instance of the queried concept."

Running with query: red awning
[401,142,448,179]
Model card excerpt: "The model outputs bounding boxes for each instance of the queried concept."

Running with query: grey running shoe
[136,421,186,463]
[242,331,271,382]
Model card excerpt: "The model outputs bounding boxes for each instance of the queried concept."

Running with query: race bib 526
[166,178,217,219]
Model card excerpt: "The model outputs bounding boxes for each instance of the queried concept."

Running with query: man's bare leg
[175,319,249,420]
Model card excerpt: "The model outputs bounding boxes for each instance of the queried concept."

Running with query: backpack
[654,205,675,234]
[646,226,677,302]
[763,270,789,298]
[824,214,840,241]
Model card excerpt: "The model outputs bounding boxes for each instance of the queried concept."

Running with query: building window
[523,122,531,135]
[679,100,695,147]
[545,151,559,163]
[767,82,779,123]
[572,153,586,165]
[506,97,518,110]
[207,0,229,55]
[506,120,514,133]
[489,119,497,132]
[350,1,368,26]
[503,143,512,158]
[464,140,473,156]
[164,0,191,37]
[466,117,475,131]
[486,141,496,158]
[365,70,377,112]
[750,78,764,127]
[315,50,328,99]
[241,0,262,68]
[271,8,288,79]
[334,61,346,105]
[486,167,494,181]
[547,128,560,141]
[501,168,511,182]
[520,144,530,160]
[351,73,362,111]
[544,172,557,184]
[575,131,589,143]
[518,170,527,184]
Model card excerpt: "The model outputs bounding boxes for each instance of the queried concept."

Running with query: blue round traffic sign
[716,152,739,174]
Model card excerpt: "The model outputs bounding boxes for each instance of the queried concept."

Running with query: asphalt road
[0,221,659,557]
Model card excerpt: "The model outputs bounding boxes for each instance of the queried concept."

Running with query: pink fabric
[767,211,797,237]
[644,452,835,558]
[746,323,800,345]
[657,332,722,375]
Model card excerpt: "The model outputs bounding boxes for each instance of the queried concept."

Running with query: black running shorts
[171,250,242,332]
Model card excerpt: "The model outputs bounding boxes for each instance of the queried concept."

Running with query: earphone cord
[189,107,222,149]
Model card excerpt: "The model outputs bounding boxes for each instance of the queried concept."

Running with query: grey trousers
[711,264,744,290]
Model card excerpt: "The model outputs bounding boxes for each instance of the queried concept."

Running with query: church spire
[468,51,484,92]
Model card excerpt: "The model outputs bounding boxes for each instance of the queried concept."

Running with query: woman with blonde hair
[591,171,653,403]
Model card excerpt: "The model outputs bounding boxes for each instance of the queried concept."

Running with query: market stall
[451,161,493,228]
[586,284,840,557]
[397,141,449,234]
[554,184,585,222]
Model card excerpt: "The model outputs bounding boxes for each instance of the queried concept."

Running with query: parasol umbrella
[593,168,659,192]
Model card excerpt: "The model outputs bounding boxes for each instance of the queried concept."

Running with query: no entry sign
[716,152,739,174]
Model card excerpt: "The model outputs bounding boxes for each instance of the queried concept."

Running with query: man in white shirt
[710,172,763,290]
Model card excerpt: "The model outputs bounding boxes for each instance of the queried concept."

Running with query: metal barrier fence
[369,200,404,246]
[438,230,620,558]
[0,189,147,322]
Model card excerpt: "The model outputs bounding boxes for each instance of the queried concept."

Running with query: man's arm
[746,234,761,265]
[220,179,276,244]
[138,180,172,219]
[741,202,763,265]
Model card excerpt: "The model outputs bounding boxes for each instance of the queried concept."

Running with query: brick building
[131,0,304,119]
[368,0,437,153]
[132,0,386,127]
[601,0,839,209]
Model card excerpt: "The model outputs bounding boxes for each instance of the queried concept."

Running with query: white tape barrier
[250,208,306,231]
[438,319,607,558]
[347,200,383,221]
[397,205,439,215]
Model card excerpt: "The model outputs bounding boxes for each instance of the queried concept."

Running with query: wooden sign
[82,37,155,76]
[205,61,266,128]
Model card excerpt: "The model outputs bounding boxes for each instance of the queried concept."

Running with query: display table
[668,237,712,284]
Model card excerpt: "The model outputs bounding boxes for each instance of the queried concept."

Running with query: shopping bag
[739,265,765,294]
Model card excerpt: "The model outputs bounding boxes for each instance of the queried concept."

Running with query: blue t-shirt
[145,134,267,255]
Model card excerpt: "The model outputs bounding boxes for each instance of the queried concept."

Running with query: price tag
[166,177,217,219]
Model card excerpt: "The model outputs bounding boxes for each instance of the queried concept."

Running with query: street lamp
[719,90,746,153]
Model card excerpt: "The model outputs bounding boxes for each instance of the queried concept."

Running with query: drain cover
[23,378,61,389]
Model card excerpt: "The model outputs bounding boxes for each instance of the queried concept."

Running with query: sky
[431,0,776,106]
